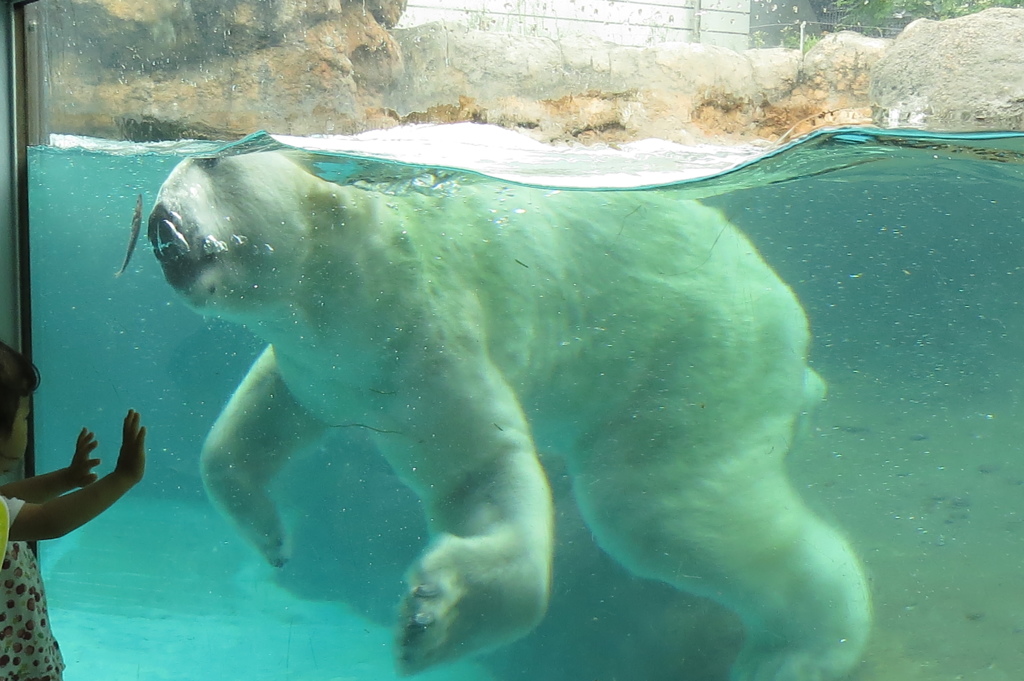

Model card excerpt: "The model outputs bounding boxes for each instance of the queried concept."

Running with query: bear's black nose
[148,204,191,262]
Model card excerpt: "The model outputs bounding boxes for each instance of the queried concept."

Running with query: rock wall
[380,25,893,145]
[38,0,408,139]
[31,4,1024,145]
[870,8,1024,130]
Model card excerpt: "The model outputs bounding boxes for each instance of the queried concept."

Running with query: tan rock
[38,1,894,144]
[870,8,1024,130]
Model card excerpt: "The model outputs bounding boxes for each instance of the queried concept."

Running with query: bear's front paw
[394,532,550,675]
[396,579,463,675]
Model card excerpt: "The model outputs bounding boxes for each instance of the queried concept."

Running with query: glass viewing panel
[20,2,1024,681]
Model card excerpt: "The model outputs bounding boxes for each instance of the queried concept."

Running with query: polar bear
[146,149,870,681]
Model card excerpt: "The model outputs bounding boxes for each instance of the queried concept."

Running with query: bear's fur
[148,149,870,680]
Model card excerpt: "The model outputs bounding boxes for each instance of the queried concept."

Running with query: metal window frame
[0,1,34,349]
[1,0,39,477]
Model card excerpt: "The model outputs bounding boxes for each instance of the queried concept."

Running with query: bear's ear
[191,156,223,170]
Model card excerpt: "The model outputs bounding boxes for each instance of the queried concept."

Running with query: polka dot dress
[0,542,63,681]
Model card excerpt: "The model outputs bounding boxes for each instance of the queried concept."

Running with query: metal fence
[399,0,753,50]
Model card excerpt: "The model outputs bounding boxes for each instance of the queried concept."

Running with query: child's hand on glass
[66,428,101,488]
[113,410,146,485]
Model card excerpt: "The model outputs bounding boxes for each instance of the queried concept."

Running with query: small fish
[115,194,143,277]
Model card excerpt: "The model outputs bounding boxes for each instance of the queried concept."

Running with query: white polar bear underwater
[143,148,870,681]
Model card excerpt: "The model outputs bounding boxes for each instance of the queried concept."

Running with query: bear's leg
[380,381,555,675]
[393,446,555,675]
[571,412,870,681]
[201,346,328,567]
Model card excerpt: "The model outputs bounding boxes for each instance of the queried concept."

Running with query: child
[0,339,146,680]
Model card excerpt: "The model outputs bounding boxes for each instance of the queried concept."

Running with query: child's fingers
[120,411,146,457]
[123,409,141,434]
[75,429,98,458]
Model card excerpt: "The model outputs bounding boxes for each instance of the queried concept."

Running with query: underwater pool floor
[38,373,1024,681]
[42,500,492,681]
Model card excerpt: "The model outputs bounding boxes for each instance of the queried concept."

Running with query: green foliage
[836,0,1023,26]
[779,25,824,52]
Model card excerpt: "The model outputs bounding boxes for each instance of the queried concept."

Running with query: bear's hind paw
[731,642,863,681]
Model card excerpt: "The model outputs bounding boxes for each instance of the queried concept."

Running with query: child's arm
[9,410,146,541]
[0,428,101,503]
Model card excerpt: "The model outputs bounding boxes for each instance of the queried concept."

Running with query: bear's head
[148,151,335,319]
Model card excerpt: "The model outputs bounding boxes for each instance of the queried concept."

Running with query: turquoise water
[26,126,1024,681]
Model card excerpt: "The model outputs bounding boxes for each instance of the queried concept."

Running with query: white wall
[399,0,751,51]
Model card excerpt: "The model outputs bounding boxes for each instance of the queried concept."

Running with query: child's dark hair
[0,339,40,436]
